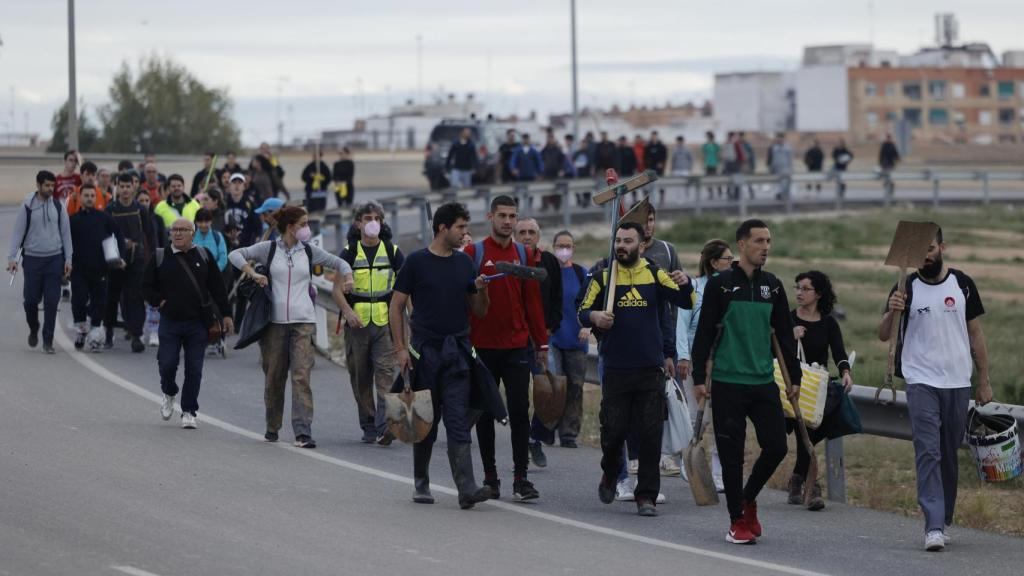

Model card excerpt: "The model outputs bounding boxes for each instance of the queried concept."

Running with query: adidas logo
[617,287,648,307]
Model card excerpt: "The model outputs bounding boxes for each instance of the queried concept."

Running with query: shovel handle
[881,268,907,405]
[772,331,819,505]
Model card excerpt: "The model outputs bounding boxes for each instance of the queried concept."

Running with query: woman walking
[229,206,354,448]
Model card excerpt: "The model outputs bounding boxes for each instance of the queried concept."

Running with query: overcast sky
[3,0,1023,145]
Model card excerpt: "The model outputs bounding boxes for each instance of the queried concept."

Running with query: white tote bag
[662,378,693,456]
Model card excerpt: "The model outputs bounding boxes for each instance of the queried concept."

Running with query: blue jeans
[22,254,63,344]
[450,169,473,189]
[157,317,208,415]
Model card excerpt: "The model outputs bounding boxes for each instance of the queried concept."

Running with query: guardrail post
[932,172,940,208]
[515,184,530,217]
[559,182,571,229]
[981,172,990,205]
[825,437,847,503]
[694,177,703,216]
[882,172,893,208]
[383,201,399,239]
[784,175,794,215]
[478,187,492,223]
[834,173,844,212]
[413,197,429,243]
[735,174,746,218]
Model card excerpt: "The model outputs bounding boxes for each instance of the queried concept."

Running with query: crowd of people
[7,148,992,553]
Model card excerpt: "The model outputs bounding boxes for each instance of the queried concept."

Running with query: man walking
[509,134,543,183]
[463,196,549,502]
[341,202,404,445]
[581,222,693,516]
[154,174,201,229]
[702,131,722,198]
[670,136,695,200]
[301,150,332,212]
[803,138,825,193]
[446,128,478,189]
[69,185,121,351]
[877,226,991,551]
[190,152,217,198]
[389,202,500,509]
[767,133,793,201]
[644,131,668,205]
[690,219,801,544]
[144,218,233,429]
[106,173,157,352]
[879,134,901,198]
[7,171,74,354]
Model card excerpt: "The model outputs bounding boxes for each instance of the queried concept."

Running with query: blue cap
[254,198,285,214]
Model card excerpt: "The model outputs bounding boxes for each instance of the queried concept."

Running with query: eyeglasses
[169,228,193,234]
[717,255,734,261]
[793,286,816,293]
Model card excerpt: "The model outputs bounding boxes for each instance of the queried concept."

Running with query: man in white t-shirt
[878,226,993,552]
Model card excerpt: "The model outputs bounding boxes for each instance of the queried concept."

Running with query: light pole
[67,0,78,151]
[570,0,579,144]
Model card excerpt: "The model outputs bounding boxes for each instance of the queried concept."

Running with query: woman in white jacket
[229,205,354,448]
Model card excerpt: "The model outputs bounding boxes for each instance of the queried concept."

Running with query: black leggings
[712,380,788,521]
[475,348,531,479]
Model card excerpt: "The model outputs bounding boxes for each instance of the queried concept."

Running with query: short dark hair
[117,173,134,184]
[617,221,645,239]
[795,270,837,316]
[80,161,97,174]
[432,202,470,235]
[64,150,77,161]
[167,174,185,185]
[204,151,215,157]
[736,218,769,242]
[37,170,56,184]
[194,208,213,223]
[353,201,385,222]
[489,195,517,213]
[552,230,574,245]
[117,159,134,171]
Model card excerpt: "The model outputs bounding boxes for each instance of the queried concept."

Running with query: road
[1,208,1022,575]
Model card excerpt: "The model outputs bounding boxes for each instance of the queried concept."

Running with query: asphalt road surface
[1,209,1022,575]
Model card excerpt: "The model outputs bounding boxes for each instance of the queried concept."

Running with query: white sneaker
[656,493,667,504]
[160,394,175,420]
[181,412,198,429]
[628,459,639,475]
[925,530,945,552]
[148,332,160,347]
[615,478,635,501]
[660,455,682,477]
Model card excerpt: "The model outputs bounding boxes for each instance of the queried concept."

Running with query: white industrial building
[713,72,794,134]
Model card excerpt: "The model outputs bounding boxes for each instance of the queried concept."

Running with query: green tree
[98,56,241,154]
[47,100,100,153]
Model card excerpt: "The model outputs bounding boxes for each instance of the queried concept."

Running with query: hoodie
[7,191,73,265]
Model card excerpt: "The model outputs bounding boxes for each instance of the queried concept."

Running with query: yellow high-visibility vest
[351,241,396,326]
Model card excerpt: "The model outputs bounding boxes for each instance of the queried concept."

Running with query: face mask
[554,248,573,263]
[363,220,381,238]
[295,225,312,243]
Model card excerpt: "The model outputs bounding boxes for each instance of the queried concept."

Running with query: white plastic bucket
[966,409,1022,483]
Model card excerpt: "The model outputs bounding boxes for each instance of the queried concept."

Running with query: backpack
[471,240,529,274]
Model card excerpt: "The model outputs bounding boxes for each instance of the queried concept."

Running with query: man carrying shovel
[580,222,693,517]
[690,219,801,545]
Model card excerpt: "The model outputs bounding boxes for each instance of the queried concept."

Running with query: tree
[47,100,100,153]
[98,56,241,154]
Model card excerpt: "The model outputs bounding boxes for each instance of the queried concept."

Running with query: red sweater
[464,236,549,350]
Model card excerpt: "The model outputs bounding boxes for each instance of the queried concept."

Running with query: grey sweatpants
[906,383,970,532]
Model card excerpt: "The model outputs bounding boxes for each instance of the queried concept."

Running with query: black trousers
[712,380,788,521]
[104,262,145,337]
[475,347,531,479]
[71,268,107,327]
[600,368,665,503]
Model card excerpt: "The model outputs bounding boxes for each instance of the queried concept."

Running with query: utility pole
[67,0,79,151]
[416,34,423,104]
[570,0,579,143]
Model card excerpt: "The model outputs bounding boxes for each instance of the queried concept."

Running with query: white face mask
[363,220,381,238]
[554,248,573,263]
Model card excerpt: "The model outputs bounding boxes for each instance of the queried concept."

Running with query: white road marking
[111,565,164,576]
[57,329,828,576]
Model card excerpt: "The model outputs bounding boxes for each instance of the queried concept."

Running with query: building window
[928,108,949,125]
[999,108,1015,126]
[953,111,966,125]
[865,83,877,97]
[979,110,993,126]
[928,80,946,100]
[903,82,922,100]
[980,84,991,97]
[951,83,966,98]
[903,108,922,127]
[885,111,898,122]
[885,83,898,97]
[866,112,879,126]
[998,81,1015,100]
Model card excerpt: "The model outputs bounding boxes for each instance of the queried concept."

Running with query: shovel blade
[683,442,720,506]
[885,221,940,269]
[532,372,566,430]
[385,388,434,444]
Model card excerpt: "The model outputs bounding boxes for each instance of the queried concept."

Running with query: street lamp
[570,0,579,144]
[67,0,78,150]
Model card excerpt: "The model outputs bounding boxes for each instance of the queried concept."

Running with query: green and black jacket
[691,262,801,387]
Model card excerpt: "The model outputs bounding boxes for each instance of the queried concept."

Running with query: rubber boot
[806,481,825,511]
[787,474,804,505]
[447,443,491,510]
[412,442,435,504]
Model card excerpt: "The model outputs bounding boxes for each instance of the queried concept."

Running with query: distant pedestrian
[144,218,234,429]
[55,150,82,202]
[645,131,668,205]
[803,139,825,193]
[7,171,74,354]
[333,147,356,207]
[721,132,743,200]
[222,151,244,177]
[498,129,518,183]
[831,138,854,197]
[301,150,331,213]
[140,162,164,206]
[446,128,479,189]
[617,136,637,177]
[670,136,695,200]
[191,152,217,198]
[879,134,900,198]
[509,133,544,182]
[229,206,354,448]
[594,131,618,176]
[740,132,756,200]
[69,185,121,351]
[702,131,722,198]
[767,133,793,200]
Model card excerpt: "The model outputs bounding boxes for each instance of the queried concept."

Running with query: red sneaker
[743,501,762,537]
[726,518,757,545]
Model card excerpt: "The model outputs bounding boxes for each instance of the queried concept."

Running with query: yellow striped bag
[774,341,830,429]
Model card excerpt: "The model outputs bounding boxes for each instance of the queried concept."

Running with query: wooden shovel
[384,369,434,444]
[772,331,817,507]
[879,220,940,404]
[684,324,722,506]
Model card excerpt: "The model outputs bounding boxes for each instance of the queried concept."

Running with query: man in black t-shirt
[389,202,495,510]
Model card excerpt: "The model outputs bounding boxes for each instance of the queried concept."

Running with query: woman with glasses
[788,270,853,511]
[229,206,355,448]
[675,239,733,492]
